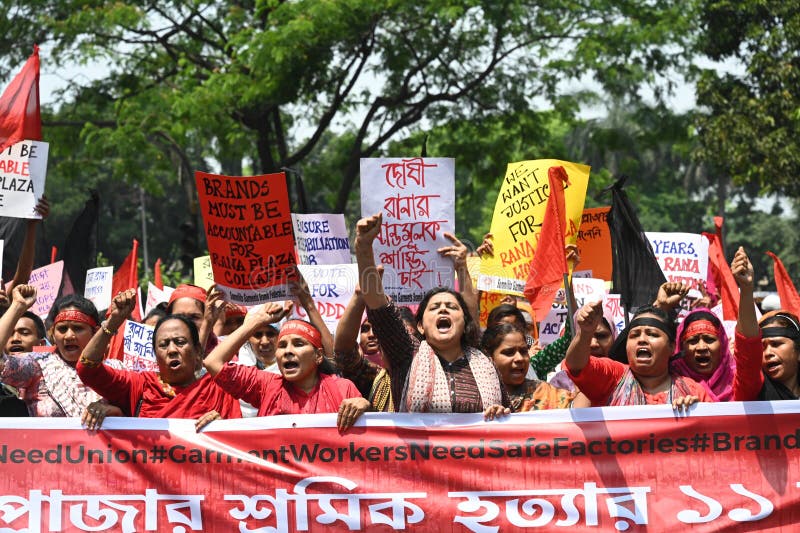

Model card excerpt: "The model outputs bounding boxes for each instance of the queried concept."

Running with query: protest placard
[0,240,4,278]
[144,282,174,316]
[0,140,48,219]
[121,320,158,372]
[292,213,351,265]
[535,279,606,346]
[572,277,607,307]
[577,206,612,281]
[479,159,590,295]
[646,232,710,292]
[360,157,455,305]
[538,300,570,346]
[22,261,63,318]
[195,172,296,305]
[193,255,214,290]
[603,293,628,335]
[84,266,113,311]
[290,263,358,334]
[478,291,508,329]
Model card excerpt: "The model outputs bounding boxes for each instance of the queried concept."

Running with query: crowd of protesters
[0,206,796,433]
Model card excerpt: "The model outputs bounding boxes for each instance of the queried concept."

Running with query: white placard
[572,277,607,307]
[0,140,48,219]
[84,266,114,311]
[646,232,709,292]
[360,157,455,304]
[292,213,351,265]
[144,282,175,316]
[122,320,158,372]
[290,263,358,334]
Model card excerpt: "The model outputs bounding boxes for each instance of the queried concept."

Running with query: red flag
[111,239,140,319]
[154,258,163,289]
[0,45,41,152]
[767,251,800,317]
[713,216,725,255]
[703,231,738,320]
[50,246,57,264]
[524,166,570,319]
[106,240,140,361]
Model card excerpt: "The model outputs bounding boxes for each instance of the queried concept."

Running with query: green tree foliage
[0,0,706,276]
[566,103,711,232]
[2,0,699,210]
[722,197,800,291]
[693,0,800,195]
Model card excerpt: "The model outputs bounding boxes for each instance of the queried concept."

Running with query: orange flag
[154,257,163,289]
[0,45,41,152]
[767,251,800,317]
[703,230,738,320]
[523,166,569,319]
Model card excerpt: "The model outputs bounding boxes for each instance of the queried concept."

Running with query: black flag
[0,217,27,282]
[62,191,100,295]
[607,176,666,312]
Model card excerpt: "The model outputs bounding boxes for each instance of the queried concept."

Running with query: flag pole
[564,273,576,329]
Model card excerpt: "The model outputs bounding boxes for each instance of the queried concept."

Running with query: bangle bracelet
[101,321,117,336]
[79,354,101,368]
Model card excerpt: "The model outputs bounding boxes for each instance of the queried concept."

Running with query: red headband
[278,320,322,349]
[54,309,98,328]
[682,320,718,342]
[225,304,247,318]
[168,284,207,306]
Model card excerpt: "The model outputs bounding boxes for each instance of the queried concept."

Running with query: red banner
[1,403,800,531]
[195,171,296,305]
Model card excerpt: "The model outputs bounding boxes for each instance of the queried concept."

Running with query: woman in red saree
[77,290,241,429]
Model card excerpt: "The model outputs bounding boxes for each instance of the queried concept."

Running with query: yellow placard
[478,159,590,295]
[466,256,481,288]
[193,255,215,290]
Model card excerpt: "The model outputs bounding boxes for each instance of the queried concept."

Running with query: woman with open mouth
[752,311,800,400]
[669,247,763,401]
[77,290,242,430]
[205,302,368,432]
[481,323,573,412]
[671,310,735,401]
[354,213,509,418]
[565,301,712,408]
[0,285,123,421]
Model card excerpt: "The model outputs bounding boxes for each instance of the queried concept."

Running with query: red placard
[195,171,296,304]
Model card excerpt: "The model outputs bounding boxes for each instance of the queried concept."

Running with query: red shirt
[567,356,713,406]
[214,363,361,416]
[77,362,241,419]
[732,331,765,401]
